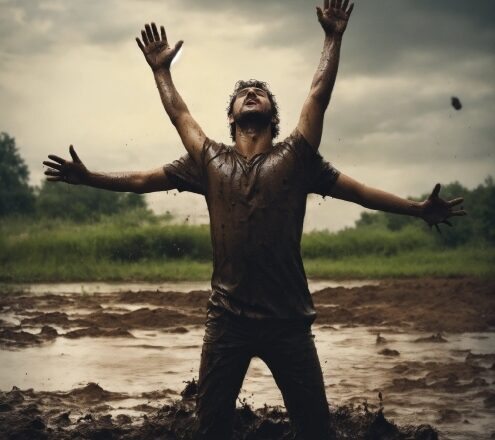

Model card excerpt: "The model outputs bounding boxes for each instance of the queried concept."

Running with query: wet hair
[227,79,280,141]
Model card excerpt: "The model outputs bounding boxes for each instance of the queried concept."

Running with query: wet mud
[312,278,495,333]
[1,279,494,349]
[0,381,439,440]
[1,278,494,439]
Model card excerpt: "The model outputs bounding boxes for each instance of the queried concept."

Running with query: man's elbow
[132,176,149,194]
[339,180,367,206]
[170,111,189,129]
[355,183,369,207]
[308,88,329,109]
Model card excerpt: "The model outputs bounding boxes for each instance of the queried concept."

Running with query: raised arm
[43,145,173,194]
[136,23,205,164]
[330,174,467,231]
[297,0,353,150]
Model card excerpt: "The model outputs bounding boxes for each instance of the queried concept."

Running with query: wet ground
[0,278,494,439]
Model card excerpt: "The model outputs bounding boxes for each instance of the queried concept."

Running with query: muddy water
[1,279,494,440]
[6,279,378,295]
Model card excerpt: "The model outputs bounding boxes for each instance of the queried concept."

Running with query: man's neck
[234,125,273,159]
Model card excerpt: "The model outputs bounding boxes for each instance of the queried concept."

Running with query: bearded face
[230,87,274,129]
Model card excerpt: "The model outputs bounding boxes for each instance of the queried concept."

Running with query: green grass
[1,214,494,282]
[0,258,213,282]
[1,248,493,283]
[303,248,495,279]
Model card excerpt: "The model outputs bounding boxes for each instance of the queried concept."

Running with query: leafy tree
[0,132,36,216]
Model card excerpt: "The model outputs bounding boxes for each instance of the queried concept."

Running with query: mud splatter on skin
[0,381,438,440]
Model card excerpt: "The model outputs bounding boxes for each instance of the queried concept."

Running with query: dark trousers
[195,309,332,440]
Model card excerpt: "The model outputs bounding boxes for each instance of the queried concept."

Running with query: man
[43,1,466,438]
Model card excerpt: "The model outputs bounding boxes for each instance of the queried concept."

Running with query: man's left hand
[316,0,354,37]
[420,183,467,233]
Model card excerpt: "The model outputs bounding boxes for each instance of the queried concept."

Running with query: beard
[234,107,272,130]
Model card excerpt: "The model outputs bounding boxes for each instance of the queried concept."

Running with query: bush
[36,181,147,222]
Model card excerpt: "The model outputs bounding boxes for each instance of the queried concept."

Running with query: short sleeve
[284,128,319,167]
[163,154,205,195]
[307,154,341,196]
[201,137,227,169]
[284,129,341,195]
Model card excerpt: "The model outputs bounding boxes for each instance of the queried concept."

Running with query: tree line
[0,132,146,221]
[355,178,495,246]
[1,130,494,247]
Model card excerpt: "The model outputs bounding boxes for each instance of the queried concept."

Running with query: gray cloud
[2,0,493,76]
[170,0,495,78]
[0,0,131,57]
[1,0,493,231]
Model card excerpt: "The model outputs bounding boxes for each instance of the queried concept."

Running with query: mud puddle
[1,278,494,439]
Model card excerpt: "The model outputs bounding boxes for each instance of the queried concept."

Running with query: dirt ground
[1,278,494,346]
[0,380,439,440]
[0,277,494,439]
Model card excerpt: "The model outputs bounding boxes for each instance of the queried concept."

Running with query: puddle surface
[1,279,494,440]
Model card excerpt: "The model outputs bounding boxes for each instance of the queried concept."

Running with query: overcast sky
[1,0,494,231]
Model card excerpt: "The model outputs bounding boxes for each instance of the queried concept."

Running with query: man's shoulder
[274,128,313,152]
[204,137,231,153]
[201,137,234,167]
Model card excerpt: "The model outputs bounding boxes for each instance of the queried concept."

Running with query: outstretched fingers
[69,145,82,163]
[449,209,467,217]
[47,154,66,164]
[151,22,160,42]
[173,40,184,56]
[323,0,354,17]
[137,23,167,50]
[429,183,441,199]
[145,24,154,43]
[447,197,463,207]
[136,37,145,51]
[141,30,149,46]
[44,169,60,177]
[43,160,61,170]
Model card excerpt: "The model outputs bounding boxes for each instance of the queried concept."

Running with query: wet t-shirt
[164,129,340,323]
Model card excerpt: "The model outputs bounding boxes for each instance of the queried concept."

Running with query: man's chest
[205,151,303,203]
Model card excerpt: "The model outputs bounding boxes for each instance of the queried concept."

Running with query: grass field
[1,214,493,282]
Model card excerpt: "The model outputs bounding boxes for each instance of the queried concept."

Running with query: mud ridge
[0,381,439,440]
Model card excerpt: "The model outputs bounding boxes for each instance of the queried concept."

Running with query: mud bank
[0,381,439,440]
[1,279,494,349]
[312,278,495,333]
[1,278,494,439]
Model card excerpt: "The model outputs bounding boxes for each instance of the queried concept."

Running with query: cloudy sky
[1,0,494,231]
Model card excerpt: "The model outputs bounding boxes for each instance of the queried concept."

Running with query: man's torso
[164,130,340,323]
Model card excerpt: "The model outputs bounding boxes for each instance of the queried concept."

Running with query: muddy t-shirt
[164,130,340,323]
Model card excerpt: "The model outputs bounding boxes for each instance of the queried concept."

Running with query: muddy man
[43,1,466,438]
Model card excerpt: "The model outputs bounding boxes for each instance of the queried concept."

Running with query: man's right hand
[136,23,183,71]
[43,145,88,185]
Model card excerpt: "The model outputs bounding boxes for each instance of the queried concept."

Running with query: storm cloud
[1,0,493,231]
